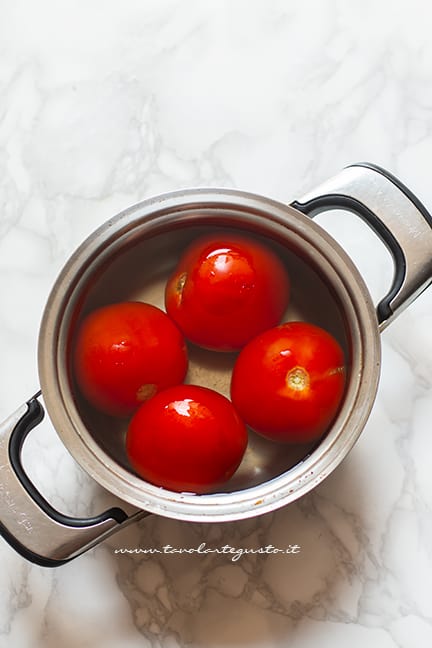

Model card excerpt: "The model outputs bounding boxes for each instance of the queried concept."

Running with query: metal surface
[0,403,145,564]
[296,164,432,330]
[37,188,381,521]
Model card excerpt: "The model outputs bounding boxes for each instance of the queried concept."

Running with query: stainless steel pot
[1,162,432,567]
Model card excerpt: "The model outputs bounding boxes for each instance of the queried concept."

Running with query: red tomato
[165,232,290,351]
[126,384,248,493]
[230,322,346,443]
[74,302,188,417]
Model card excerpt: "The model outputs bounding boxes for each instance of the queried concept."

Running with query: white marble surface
[1,0,432,646]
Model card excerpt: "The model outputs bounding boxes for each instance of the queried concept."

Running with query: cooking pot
[1,162,432,567]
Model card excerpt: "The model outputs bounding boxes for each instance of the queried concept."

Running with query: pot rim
[38,187,381,521]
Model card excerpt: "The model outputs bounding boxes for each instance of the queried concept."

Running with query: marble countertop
[2,1,432,646]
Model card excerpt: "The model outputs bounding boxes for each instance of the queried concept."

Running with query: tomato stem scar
[177,272,187,293]
[175,272,187,304]
[286,366,310,391]
[137,384,157,402]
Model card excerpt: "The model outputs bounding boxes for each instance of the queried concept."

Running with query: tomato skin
[74,302,188,417]
[126,384,248,493]
[165,233,290,351]
[230,322,346,443]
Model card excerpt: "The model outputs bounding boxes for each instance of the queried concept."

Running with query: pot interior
[68,223,350,493]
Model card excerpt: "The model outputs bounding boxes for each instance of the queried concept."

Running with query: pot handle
[291,162,432,330]
[0,393,147,567]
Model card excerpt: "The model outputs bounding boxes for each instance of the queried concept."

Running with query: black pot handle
[0,394,146,567]
[291,162,432,329]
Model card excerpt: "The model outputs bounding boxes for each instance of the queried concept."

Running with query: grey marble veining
[1,1,432,646]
